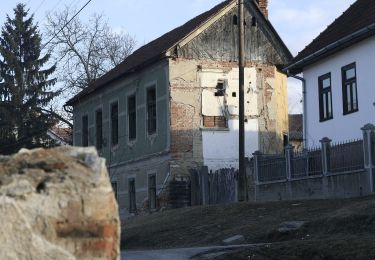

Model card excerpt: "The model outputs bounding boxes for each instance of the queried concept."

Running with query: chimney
[256,0,268,18]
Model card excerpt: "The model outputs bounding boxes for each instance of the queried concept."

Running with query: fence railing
[258,154,286,182]
[251,123,375,183]
[330,140,364,173]
[292,148,322,178]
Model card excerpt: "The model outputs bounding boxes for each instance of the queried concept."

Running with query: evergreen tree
[0,4,59,155]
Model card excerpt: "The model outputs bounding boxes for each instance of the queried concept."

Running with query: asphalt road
[122,244,265,260]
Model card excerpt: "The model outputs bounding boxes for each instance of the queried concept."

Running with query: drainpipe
[287,73,307,148]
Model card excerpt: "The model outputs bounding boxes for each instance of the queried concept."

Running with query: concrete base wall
[255,170,373,202]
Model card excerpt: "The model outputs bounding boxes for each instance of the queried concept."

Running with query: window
[147,87,157,134]
[203,116,228,128]
[148,174,157,210]
[111,181,117,201]
[318,73,333,122]
[82,115,88,146]
[128,95,137,140]
[110,102,119,146]
[95,109,103,150]
[128,178,136,213]
[342,63,358,114]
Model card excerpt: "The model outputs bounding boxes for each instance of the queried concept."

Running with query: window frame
[146,86,157,135]
[341,62,358,115]
[95,109,103,150]
[318,73,333,122]
[82,114,89,147]
[148,173,157,210]
[110,101,119,146]
[128,94,137,141]
[128,178,137,213]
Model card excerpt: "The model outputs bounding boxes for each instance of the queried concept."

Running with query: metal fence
[330,139,364,173]
[258,154,286,182]
[292,148,322,178]
[254,138,365,183]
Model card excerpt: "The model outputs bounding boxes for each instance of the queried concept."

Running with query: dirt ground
[123,195,375,258]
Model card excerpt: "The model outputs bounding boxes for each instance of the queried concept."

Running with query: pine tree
[0,4,59,155]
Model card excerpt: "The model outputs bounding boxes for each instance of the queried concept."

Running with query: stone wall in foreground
[0,147,120,260]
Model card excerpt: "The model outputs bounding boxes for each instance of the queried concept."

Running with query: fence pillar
[320,137,332,176]
[361,124,375,192]
[252,151,262,184]
[285,144,294,180]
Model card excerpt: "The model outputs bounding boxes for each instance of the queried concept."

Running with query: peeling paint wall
[169,59,288,172]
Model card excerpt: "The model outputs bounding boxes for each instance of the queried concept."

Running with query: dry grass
[122,195,375,255]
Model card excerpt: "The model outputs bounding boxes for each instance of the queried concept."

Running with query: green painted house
[65,0,292,220]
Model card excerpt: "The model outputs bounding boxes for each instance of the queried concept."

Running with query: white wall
[199,67,259,171]
[202,119,259,171]
[304,36,375,147]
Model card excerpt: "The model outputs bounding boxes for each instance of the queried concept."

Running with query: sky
[0,0,357,113]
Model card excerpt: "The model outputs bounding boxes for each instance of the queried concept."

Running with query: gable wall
[178,6,284,64]
[169,4,288,172]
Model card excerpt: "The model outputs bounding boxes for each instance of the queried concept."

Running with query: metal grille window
[95,109,103,150]
[128,95,136,140]
[147,87,157,134]
[342,63,358,115]
[203,116,228,128]
[318,73,333,122]
[128,178,136,213]
[148,174,157,210]
[82,115,88,147]
[111,102,118,146]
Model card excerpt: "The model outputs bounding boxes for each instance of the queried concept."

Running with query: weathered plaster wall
[72,60,171,219]
[110,153,170,220]
[257,67,288,154]
[169,59,288,171]
[169,59,204,176]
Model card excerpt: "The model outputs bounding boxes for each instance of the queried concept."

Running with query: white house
[286,0,375,147]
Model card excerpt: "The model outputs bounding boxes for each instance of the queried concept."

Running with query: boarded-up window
[203,116,227,128]
[148,174,156,210]
[128,95,136,140]
[111,102,119,145]
[128,178,136,213]
[96,109,103,150]
[147,87,157,134]
[82,115,88,147]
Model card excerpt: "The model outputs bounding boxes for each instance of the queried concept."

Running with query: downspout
[287,73,307,148]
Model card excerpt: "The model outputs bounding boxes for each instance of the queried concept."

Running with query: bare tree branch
[45,6,136,94]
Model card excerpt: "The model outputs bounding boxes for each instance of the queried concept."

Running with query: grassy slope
[123,195,375,257]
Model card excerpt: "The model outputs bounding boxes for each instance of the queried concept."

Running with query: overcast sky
[0,0,357,113]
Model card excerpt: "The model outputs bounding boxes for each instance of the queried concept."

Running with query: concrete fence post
[253,151,262,184]
[361,124,375,192]
[320,137,332,176]
[285,144,295,180]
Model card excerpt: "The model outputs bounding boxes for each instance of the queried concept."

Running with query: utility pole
[238,0,247,201]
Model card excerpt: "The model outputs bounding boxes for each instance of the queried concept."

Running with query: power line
[33,0,48,15]
[41,0,93,50]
